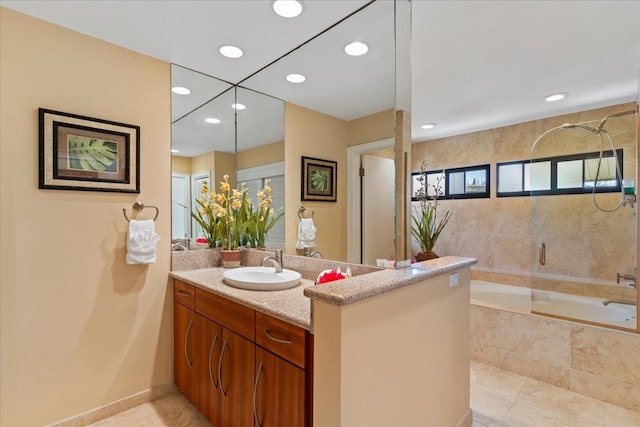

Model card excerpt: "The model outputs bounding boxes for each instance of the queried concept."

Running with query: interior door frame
[347,138,395,263]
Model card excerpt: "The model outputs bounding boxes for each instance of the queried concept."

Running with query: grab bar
[539,243,546,266]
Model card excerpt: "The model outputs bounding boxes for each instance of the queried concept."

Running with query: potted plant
[244,179,284,249]
[411,164,451,261]
[190,175,284,267]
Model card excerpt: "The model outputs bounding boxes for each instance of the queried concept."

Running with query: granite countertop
[304,256,477,306]
[169,256,477,333]
[170,268,314,331]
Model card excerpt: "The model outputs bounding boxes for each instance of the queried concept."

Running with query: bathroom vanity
[170,252,476,427]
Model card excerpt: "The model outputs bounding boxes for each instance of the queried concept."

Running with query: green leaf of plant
[68,136,117,172]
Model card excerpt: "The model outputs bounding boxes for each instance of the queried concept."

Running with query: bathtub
[470,280,637,328]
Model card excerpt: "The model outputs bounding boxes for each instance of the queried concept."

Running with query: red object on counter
[316,269,346,285]
[196,238,207,243]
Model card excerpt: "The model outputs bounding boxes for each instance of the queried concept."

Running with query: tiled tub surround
[471,295,640,412]
[413,102,637,302]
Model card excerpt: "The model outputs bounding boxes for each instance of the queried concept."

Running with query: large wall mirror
[171,0,411,264]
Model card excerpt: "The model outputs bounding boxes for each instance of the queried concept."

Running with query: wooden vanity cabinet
[194,313,221,425]
[174,280,312,427]
[254,347,305,427]
[174,282,196,403]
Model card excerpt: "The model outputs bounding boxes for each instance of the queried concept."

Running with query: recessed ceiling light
[544,92,568,102]
[205,117,221,124]
[272,0,303,18]
[171,149,179,153]
[171,86,191,95]
[344,41,369,56]
[232,103,246,110]
[219,45,244,59]
[421,123,436,130]
[286,73,306,83]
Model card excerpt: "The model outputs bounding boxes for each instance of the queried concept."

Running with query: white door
[172,173,190,239]
[362,154,395,265]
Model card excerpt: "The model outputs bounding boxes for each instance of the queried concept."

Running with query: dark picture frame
[39,108,140,193]
[301,156,337,202]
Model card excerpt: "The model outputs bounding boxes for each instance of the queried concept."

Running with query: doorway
[347,138,395,264]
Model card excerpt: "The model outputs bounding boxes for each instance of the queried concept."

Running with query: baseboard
[46,382,176,427]
[456,408,473,427]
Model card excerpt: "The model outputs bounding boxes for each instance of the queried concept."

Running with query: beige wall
[285,103,349,260]
[347,108,395,147]
[314,267,471,426]
[215,151,237,188]
[0,8,172,426]
[284,104,395,260]
[237,140,284,170]
[190,151,215,177]
[171,156,191,174]
[412,103,637,293]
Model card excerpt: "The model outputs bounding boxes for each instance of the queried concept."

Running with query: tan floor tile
[88,401,174,427]
[604,403,640,427]
[471,360,527,398]
[517,379,607,425]
[155,391,206,427]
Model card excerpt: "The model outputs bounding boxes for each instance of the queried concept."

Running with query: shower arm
[595,108,637,132]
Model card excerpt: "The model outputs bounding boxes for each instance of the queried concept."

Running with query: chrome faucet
[261,249,283,273]
[616,271,636,288]
[602,299,637,306]
[171,238,189,251]
[309,251,322,258]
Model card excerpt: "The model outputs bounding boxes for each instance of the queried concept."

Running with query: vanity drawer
[256,311,306,369]
[195,288,255,341]
[174,280,195,309]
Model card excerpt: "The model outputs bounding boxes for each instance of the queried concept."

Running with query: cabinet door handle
[184,319,194,369]
[208,334,219,390]
[177,290,192,298]
[218,340,228,397]
[539,243,546,266]
[265,329,292,344]
[253,361,263,427]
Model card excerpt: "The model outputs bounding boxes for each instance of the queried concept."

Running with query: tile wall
[470,303,640,411]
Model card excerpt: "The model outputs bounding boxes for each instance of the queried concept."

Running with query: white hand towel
[296,218,317,249]
[126,219,161,264]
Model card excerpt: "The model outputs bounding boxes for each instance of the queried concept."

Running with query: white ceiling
[2,0,639,150]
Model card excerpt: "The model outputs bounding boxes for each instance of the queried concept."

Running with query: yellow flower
[257,191,265,200]
[232,189,242,200]
[244,197,252,206]
[231,199,242,210]
[213,205,227,217]
[260,200,269,210]
[216,193,226,204]
[264,185,272,195]
[198,197,205,204]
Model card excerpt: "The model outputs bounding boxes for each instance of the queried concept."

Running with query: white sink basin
[223,267,302,291]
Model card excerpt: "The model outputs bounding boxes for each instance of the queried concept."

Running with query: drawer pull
[253,362,263,427]
[177,290,192,298]
[218,340,228,397]
[208,334,219,389]
[265,329,292,345]
[185,320,193,369]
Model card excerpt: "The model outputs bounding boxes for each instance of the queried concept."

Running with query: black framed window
[412,164,490,200]
[497,149,623,197]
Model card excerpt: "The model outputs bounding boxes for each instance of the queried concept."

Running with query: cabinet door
[254,347,305,427]
[219,328,255,427]
[174,302,196,403]
[195,314,222,426]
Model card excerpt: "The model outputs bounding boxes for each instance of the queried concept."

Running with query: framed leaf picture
[39,108,140,193]
[301,156,337,202]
